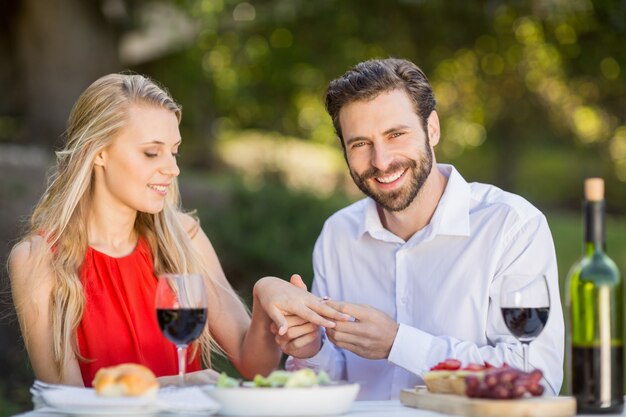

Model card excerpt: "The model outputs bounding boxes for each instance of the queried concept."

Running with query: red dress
[76,237,201,386]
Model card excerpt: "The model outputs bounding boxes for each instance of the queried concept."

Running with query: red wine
[157,308,207,346]
[572,346,624,414]
[501,307,549,342]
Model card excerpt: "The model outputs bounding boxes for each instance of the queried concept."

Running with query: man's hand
[324,300,399,360]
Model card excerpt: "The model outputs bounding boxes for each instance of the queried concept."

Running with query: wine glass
[155,273,208,386]
[500,273,550,372]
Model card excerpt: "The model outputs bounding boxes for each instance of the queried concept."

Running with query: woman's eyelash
[144,150,180,158]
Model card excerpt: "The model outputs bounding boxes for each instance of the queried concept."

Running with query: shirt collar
[433,164,471,237]
[358,163,471,241]
[358,199,404,243]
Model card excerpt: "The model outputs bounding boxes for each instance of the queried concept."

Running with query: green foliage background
[137,0,626,210]
[2,0,626,414]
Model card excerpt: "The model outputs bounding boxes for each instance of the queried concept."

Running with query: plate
[39,385,219,416]
[203,383,360,416]
[158,385,220,415]
[41,401,160,416]
[46,405,161,416]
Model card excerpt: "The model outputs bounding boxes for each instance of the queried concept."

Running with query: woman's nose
[161,155,180,177]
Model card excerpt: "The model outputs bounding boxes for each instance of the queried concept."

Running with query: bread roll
[424,370,482,395]
[93,363,159,397]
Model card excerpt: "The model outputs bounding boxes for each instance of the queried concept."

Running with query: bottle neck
[584,200,605,255]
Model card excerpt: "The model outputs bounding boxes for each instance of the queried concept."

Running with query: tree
[1,0,121,146]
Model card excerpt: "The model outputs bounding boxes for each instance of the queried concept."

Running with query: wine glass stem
[522,342,530,373]
[177,345,187,386]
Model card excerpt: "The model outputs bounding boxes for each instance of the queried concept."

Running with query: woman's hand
[158,369,220,386]
[253,274,351,336]
[270,275,322,358]
[271,314,323,359]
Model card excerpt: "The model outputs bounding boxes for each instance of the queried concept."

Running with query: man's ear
[427,111,441,146]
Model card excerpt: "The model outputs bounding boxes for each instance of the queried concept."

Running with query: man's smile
[375,168,407,184]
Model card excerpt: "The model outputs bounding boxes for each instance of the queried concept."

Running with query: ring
[321,296,330,302]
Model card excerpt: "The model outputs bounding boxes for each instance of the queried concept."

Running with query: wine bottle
[566,178,624,414]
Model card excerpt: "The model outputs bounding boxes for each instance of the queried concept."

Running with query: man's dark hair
[325,58,436,147]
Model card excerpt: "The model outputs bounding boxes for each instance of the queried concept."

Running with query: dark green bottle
[567,178,623,414]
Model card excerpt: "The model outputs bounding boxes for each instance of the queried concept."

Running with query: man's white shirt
[286,164,564,400]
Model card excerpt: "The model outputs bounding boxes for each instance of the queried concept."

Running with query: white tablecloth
[10,400,446,417]
[13,399,626,417]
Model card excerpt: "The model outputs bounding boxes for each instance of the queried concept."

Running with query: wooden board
[400,387,576,417]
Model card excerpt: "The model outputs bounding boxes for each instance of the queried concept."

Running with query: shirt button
[401,296,408,304]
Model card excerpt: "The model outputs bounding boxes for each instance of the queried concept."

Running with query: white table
[9,400,459,417]
[13,399,626,417]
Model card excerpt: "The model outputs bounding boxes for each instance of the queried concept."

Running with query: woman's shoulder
[10,235,44,266]
[9,240,32,274]
[176,211,201,240]
[9,235,53,286]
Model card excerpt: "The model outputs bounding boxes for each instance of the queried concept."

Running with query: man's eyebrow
[382,125,411,135]
[345,136,369,146]
[345,125,412,146]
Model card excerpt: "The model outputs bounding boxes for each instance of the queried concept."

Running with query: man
[275,58,564,400]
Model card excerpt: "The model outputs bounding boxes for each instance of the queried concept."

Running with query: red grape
[464,367,545,399]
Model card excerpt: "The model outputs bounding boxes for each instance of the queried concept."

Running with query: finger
[284,314,310,327]
[287,331,321,350]
[277,326,320,349]
[327,328,362,346]
[323,300,364,321]
[290,274,307,290]
[307,300,353,322]
[331,339,362,355]
[324,329,360,352]
[325,330,342,349]
[324,332,358,345]
[265,305,289,335]
[333,320,362,334]
[272,314,309,334]
[326,328,336,344]
[279,322,319,342]
[293,305,337,329]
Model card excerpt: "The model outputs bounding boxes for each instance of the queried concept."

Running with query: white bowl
[203,383,360,416]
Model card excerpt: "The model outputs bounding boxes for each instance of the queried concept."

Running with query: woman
[8,73,344,386]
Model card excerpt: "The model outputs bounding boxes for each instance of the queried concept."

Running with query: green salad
[217,369,331,388]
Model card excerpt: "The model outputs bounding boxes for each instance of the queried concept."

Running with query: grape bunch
[465,367,544,399]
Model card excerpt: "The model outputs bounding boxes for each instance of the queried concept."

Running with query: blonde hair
[13,73,218,378]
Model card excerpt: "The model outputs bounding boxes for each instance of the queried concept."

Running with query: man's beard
[350,143,433,212]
